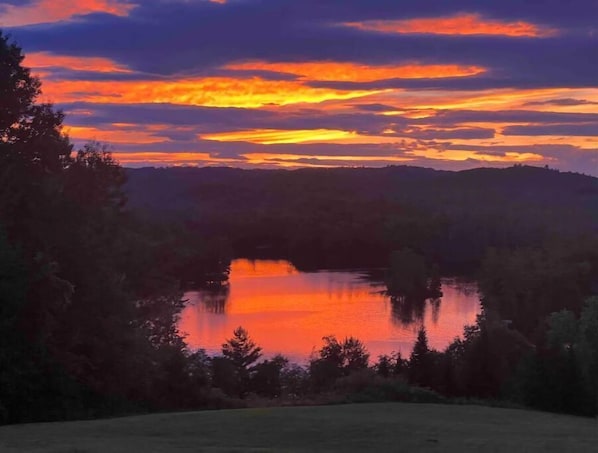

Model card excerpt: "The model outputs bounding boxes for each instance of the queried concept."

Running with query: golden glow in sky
[202,129,356,145]
[225,61,486,82]
[10,1,597,173]
[39,76,382,108]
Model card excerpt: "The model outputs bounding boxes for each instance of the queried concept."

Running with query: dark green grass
[1,403,596,452]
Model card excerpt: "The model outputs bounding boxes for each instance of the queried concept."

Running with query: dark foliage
[125,165,598,273]
[0,34,225,423]
[309,336,370,391]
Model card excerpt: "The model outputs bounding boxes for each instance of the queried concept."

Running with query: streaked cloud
[4,0,596,174]
[25,51,132,74]
[202,129,357,145]
[225,61,486,82]
[0,0,135,27]
[66,124,170,144]
[39,77,382,108]
[112,152,237,166]
[241,152,413,167]
[343,14,557,37]
[523,98,598,107]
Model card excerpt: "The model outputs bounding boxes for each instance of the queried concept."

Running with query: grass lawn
[0,403,596,452]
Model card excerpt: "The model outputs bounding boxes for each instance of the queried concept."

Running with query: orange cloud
[40,77,381,108]
[344,14,557,37]
[242,153,413,166]
[202,129,354,144]
[111,152,237,165]
[388,88,570,111]
[477,134,598,150]
[25,52,131,74]
[0,0,135,27]
[225,61,485,82]
[66,125,169,144]
[201,129,407,145]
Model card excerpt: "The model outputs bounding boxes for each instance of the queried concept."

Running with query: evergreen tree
[222,327,262,396]
[408,328,433,386]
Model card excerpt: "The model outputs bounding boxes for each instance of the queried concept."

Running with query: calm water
[179,259,481,363]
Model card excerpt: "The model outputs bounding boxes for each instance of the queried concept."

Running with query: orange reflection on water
[179,259,481,363]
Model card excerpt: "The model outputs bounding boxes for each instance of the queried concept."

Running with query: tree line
[1,32,597,423]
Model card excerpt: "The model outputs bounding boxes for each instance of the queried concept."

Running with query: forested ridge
[126,165,598,271]
[1,32,598,425]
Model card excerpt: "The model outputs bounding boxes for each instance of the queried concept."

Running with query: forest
[126,164,598,273]
[1,32,597,424]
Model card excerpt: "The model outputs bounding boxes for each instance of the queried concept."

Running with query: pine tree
[409,327,433,386]
[222,327,262,396]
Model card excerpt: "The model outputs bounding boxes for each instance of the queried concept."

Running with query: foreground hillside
[1,403,596,452]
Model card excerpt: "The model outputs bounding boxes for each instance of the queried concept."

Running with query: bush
[334,372,446,404]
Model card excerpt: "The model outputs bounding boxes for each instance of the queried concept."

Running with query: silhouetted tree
[251,354,288,398]
[0,33,216,422]
[222,326,263,371]
[578,297,598,413]
[221,327,262,396]
[386,249,428,302]
[509,301,597,416]
[375,352,406,378]
[408,328,434,387]
[211,356,239,397]
[309,336,369,390]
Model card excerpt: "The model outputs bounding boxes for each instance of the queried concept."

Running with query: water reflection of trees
[445,278,478,297]
[198,286,230,314]
[390,296,441,327]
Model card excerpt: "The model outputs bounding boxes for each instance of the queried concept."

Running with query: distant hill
[125,165,598,215]
[124,165,598,270]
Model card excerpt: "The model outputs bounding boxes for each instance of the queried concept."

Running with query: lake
[179,259,481,364]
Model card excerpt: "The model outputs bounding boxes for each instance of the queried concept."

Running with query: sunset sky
[2,0,597,173]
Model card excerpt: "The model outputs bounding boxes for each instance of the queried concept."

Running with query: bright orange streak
[66,125,168,144]
[243,153,413,164]
[202,129,354,144]
[344,14,557,37]
[225,61,485,82]
[409,149,545,163]
[381,110,436,119]
[111,152,237,165]
[0,0,135,27]
[201,129,409,145]
[25,52,131,74]
[40,77,381,108]
[480,134,598,150]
